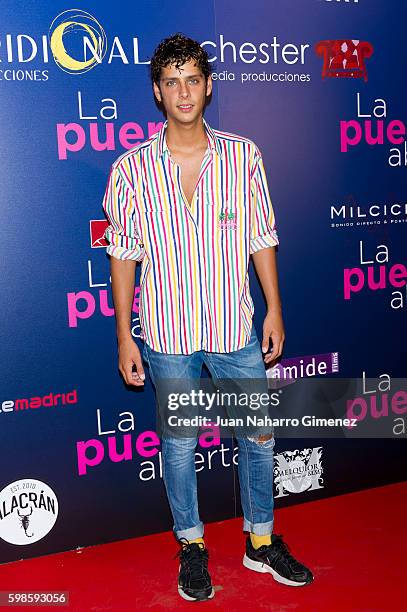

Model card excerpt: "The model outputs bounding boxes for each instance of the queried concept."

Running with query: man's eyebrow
[161,73,203,81]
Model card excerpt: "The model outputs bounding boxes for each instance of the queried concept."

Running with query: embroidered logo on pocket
[218,208,237,231]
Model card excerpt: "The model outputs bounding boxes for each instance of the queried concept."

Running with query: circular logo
[49,9,107,74]
[0,479,59,545]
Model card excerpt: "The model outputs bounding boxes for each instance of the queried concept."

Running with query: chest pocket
[140,194,173,213]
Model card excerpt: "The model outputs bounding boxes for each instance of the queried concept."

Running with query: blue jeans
[142,325,275,540]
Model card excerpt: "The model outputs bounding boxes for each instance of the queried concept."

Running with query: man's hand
[261,309,285,365]
[118,337,145,386]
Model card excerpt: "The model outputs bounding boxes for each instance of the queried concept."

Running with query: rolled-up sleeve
[249,148,279,254]
[102,162,145,261]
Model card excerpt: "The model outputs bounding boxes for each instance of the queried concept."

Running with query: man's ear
[206,74,213,97]
[153,81,162,103]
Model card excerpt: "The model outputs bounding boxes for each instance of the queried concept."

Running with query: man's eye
[190,79,199,84]
[166,81,176,86]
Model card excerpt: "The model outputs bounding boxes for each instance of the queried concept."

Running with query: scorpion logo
[17,507,34,538]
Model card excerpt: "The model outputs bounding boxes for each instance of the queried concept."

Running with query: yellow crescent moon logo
[49,9,106,74]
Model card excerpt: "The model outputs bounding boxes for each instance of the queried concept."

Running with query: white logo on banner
[0,479,58,545]
[274,447,324,498]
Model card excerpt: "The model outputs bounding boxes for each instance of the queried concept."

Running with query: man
[102,32,313,602]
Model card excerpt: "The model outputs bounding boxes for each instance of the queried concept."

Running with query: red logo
[315,40,373,82]
[90,219,109,248]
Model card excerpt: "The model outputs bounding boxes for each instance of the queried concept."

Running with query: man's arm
[110,257,145,386]
[251,246,285,364]
[249,147,284,364]
[102,161,146,386]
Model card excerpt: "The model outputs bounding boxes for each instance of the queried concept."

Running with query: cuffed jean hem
[174,521,204,542]
[243,518,274,535]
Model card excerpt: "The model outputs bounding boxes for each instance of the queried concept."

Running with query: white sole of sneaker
[177,585,215,601]
[242,554,309,587]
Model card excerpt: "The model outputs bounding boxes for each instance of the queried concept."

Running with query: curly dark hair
[150,32,212,86]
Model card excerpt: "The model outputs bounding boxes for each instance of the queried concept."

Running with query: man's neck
[165,116,208,153]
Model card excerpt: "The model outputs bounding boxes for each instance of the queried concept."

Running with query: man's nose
[179,81,190,97]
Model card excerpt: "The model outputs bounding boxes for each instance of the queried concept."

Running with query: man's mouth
[178,104,194,112]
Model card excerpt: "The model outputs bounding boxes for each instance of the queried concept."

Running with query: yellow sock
[250,533,271,549]
[188,537,205,547]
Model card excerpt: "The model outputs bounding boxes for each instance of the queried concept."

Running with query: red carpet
[0,482,405,611]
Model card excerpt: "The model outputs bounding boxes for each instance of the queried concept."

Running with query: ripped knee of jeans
[247,433,274,447]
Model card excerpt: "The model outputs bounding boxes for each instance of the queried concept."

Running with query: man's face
[153,59,212,123]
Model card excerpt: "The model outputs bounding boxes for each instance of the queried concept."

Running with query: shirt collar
[155,117,223,160]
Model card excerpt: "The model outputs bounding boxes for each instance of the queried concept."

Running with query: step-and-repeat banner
[1,0,406,563]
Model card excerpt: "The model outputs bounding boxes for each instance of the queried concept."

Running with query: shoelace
[259,534,304,571]
[175,538,209,578]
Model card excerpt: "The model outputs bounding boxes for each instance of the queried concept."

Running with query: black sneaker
[243,534,314,587]
[175,538,215,601]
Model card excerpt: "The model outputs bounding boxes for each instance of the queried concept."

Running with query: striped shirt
[102,117,279,355]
